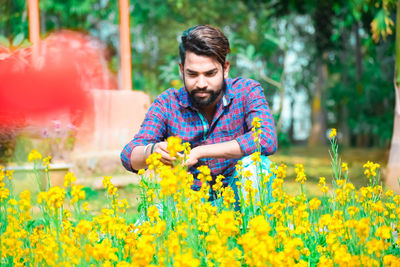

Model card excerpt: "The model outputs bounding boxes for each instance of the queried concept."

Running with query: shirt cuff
[120,142,137,173]
[235,132,257,156]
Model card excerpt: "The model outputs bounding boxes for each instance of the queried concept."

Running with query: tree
[387,0,400,191]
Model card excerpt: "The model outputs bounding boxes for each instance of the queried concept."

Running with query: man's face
[179,52,229,108]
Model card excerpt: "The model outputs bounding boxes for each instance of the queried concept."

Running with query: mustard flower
[363,161,380,178]
[329,128,337,139]
[167,136,184,158]
[0,187,9,201]
[71,184,86,204]
[64,171,77,187]
[42,156,51,171]
[251,117,262,130]
[309,198,321,210]
[341,162,348,172]
[28,149,42,162]
[295,163,307,184]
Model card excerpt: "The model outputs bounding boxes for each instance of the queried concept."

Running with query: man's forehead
[183,52,221,72]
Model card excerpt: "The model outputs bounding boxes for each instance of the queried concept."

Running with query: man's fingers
[154,148,177,166]
[157,142,169,153]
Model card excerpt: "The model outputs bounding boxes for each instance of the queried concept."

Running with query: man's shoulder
[228,77,261,91]
[153,88,180,105]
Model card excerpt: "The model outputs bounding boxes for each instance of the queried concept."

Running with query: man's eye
[206,72,216,77]
[187,73,197,77]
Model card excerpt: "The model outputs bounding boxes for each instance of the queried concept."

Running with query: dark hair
[179,25,230,66]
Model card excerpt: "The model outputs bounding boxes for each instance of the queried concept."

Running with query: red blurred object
[0,30,117,127]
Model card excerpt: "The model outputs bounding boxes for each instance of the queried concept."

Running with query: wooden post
[27,0,40,64]
[119,0,132,90]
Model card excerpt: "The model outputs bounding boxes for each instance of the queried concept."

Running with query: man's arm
[121,95,169,172]
[130,141,180,170]
[185,140,244,167]
[235,81,278,156]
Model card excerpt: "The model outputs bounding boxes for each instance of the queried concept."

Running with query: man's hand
[185,146,202,168]
[152,141,178,166]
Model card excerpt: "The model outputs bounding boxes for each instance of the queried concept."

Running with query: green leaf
[12,33,25,47]
[264,33,281,48]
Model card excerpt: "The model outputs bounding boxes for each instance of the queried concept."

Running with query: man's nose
[196,75,207,89]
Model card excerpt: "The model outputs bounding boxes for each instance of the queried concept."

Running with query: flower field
[1,123,400,266]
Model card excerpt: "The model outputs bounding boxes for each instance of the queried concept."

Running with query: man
[121,25,277,202]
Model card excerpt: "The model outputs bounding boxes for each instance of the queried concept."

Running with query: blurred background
[0,0,398,213]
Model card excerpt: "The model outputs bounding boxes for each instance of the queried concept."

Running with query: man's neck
[199,94,223,125]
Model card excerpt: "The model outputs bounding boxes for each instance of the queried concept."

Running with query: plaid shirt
[121,77,277,190]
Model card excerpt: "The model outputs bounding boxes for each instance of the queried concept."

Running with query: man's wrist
[150,143,157,154]
[143,144,152,157]
[192,146,204,159]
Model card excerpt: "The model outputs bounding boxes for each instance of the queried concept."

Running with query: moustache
[191,88,213,94]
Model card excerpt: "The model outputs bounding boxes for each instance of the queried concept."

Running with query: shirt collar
[177,78,234,109]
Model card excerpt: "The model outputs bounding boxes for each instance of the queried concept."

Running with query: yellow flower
[42,156,51,171]
[363,161,380,178]
[174,249,200,267]
[309,198,321,210]
[75,220,92,235]
[216,210,239,236]
[167,136,184,158]
[18,190,31,212]
[212,174,224,191]
[0,187,9,201]
[64,171,76,187]
[318,177,329,193]
[28,149,42,162]
[341,162,348,172]
[272,163,287,179]
[295,163,307,184]
[336,179,345,187]
[251,117,262,130]
[82,201,90,213]
[71,185,86,204]
[375,225,392,240]
[347,206,359,217]
[183,142,191,155]
[329,128,337,139]
[385,189,394,197]
[250,151,261,163]
[222,186,236,208]
[148,205,160,221]
[5,170,14,180]
[383,255,400,266]
[146,153,163,170]
[37,187,66,213]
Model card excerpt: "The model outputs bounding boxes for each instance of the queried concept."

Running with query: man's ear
[179,62,184,79]
[223,61,230,79]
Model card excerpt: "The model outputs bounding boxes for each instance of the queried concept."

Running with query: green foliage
[0,0,396,148]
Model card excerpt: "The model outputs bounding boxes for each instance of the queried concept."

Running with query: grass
[270,145,388,196]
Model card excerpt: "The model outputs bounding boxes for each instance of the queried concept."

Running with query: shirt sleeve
[235,82,278,156]
[120,96,167,172]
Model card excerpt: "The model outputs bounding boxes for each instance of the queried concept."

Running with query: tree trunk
[386,0,400,192]
[308,54,328,146]
[387,85,400,192]
[288,98,295,143]
[339,29,351,146]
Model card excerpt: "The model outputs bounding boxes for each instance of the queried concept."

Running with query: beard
[185,77,226,108]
